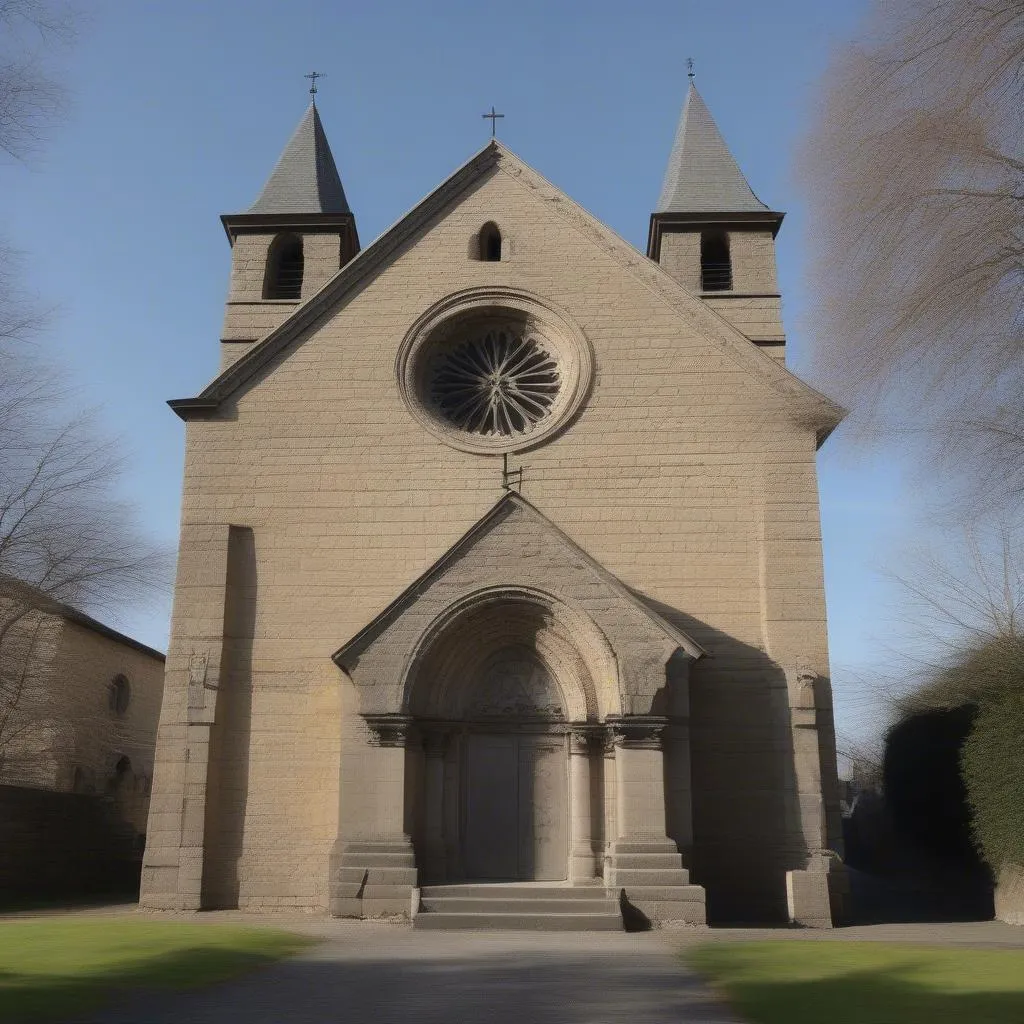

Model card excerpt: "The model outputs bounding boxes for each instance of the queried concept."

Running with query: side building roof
[0,576,166,661]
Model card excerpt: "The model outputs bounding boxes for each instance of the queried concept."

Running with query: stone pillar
[785,669,846,928]
[607,717,706,926]
[569,727,603,883]
[422,729,450,884]
[329,714,417,919]
[140,523,247,911]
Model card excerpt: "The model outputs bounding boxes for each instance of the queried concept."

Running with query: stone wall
[144,154,841,922]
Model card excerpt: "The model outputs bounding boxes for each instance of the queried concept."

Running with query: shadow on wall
[633,592,811,926]
[841,706,994,924]
[200,526,258,909]
[0,786,143,905]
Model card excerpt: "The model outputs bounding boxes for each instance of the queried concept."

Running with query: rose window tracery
[429,329,560,436]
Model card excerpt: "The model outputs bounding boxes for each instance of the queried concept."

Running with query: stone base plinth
[329,837,417,918]
[996,862,1024,926]
[607,838,705,927]
[787,855,844,928]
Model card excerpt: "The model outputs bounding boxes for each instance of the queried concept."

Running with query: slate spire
[248,102,350,214]
[656,84,768,214]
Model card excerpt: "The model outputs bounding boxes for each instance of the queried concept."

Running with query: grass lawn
[0,916,314,1022]
[688,941,1024,1024]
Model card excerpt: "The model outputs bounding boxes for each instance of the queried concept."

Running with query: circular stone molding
[396,287,593,455]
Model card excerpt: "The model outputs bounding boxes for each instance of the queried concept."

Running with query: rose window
[429,329,561,436]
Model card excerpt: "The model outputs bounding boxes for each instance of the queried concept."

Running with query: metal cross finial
[686,57,695,81]
[482,106,504,138]
[305,71,324,100]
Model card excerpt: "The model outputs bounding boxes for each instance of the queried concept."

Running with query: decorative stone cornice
[606,715,669,750]
[569,724,606,755]
[363,714,414,748]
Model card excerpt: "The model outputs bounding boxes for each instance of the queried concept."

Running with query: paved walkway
[78,922,745,1024]
[22,907,1019,1024]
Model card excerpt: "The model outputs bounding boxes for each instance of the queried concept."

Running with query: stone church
[141,83,846,928]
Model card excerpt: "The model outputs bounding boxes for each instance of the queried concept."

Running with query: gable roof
[171,139,843,445]
[332,491,705,670]
[657,84,770,214]
[247,102,350,215]
[0,576,166,661]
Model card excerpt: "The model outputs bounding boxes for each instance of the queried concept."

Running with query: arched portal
[404,589,612,884]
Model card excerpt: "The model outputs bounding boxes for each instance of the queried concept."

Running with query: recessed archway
[400,586,617,884]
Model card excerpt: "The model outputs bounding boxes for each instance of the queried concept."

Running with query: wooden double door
[462,733,568,881]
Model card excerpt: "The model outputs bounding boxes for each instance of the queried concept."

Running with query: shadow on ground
[1,943,309,1024]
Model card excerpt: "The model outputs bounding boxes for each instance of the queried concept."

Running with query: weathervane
[482,105,505,138]
[686,57,695,81]
[305,71,324,101]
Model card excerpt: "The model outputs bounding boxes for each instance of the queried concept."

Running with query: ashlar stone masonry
[141,85,847,927]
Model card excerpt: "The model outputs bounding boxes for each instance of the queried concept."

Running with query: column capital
[568,724,604,755]
[607,715,669,750]
[363,713,414,748]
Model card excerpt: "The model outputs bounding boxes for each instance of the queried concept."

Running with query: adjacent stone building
[0,582,165,896]
[141,85,846,927]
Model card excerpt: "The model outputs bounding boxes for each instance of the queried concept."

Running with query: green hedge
[894,635,1024,872]
[962,686,1024,869]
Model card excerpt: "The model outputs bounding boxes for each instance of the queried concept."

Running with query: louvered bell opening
[274,252,303,299]
[700,231,732,292]
[700,262,733,291]
[265,236,304,300]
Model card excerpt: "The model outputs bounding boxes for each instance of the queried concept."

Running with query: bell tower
[647,82,786,361]
[219,101,359,371]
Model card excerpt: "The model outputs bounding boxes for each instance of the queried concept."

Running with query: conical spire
[248,102,350,215]
[656,84,768,214]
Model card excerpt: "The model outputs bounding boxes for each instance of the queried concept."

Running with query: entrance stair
[413,883,623,931]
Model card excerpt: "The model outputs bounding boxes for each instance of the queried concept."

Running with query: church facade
[141,85,846,927]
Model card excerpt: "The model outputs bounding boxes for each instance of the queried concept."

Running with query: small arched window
[263,233,304,299]
[108,674,131,716]
[700,231,732,291]
[478,222,502,262]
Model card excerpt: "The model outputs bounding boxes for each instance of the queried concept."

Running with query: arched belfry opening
[478,222,502,262]
[263,233,304,299]
[700,230,732,291]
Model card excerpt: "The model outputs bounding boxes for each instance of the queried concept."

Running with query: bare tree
[0,346,168,780]
[801,1,1024,505]
[0,0,76,163]
[0,2,167,781]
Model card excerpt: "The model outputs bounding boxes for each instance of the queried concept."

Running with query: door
[463,733,568,880]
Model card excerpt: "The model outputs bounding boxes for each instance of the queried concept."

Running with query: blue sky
[5,0,915,749]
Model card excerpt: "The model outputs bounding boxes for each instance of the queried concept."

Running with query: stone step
[343,841,415,854]
[609,841,680,855]
[420,896,619,915]
[421,884,611,900]
[336,866,418,886]
[337,852,417,868]
[611,853,684,870]
[414,912,623,931]
[618,884,706,903]
[608,868,691,886]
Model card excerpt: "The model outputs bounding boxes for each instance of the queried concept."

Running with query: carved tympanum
[467,654,564,719]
